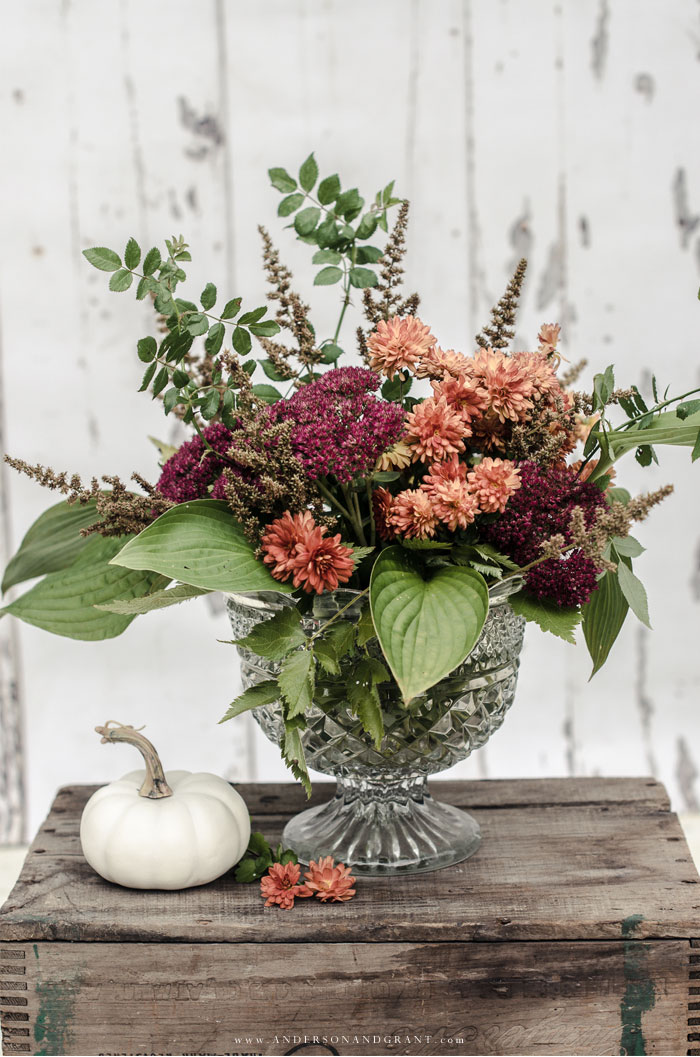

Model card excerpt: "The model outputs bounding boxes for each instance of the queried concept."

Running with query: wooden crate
[1,778,699,1057]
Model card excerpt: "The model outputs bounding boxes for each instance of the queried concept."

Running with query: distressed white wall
[1,0,699,840]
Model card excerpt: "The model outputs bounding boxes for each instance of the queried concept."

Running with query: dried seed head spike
[476,258,528,351]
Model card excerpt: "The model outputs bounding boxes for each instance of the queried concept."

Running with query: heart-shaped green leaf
[369,547,488,702]
[110,500,293,594]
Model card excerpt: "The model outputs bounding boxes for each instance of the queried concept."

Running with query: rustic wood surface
[0,778,697,945]
[0,939,690,1056]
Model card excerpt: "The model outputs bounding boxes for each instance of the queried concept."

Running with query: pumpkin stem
[95,722,173,799]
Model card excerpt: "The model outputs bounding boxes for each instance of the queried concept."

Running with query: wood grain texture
[0,938,690,1056]
[0,779,697,945]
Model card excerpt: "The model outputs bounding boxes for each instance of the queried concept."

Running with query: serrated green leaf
[252,384,283,404]
[221,297,242,320]
[281,722,311,797]
[313,249,341,265]
[348,660,384,749]
[314,638,341,675]
[200,389,220,420]
[233,858,260,883]
[239,307,266,326]
[205,322,225,355]
[2,499,101,593]
[138,361,157,392]
[110,500,294,594]
[676,399,700,421]
[616,560,651,628]
[187,313,208,337]
[269,167,297,193]
[278,192,304,217]
[349,266,378,289]
[350,545,375,568]
[124,237,141,270]
[611,535,645,558]
[294,206,321,237]
[220,679,281,723]
[356,245,383,264]
[109,268,133,292]
[1,536,164,640]
[299,153,318,192]
[508,591,580,643]
[278,649,314,718]
[142,247,161,276]
[260,359,287,382]
[135,277,150,300]
[94,581,214,616]
[152,365,169,397]
[317,174,340,204]
[235,606,305,660]
[356,604,376,646]
[321,343,343,364]
[249,321,280,338]
[355,213,378,240]
[370,548,488,702]
[137,336,157,363]
[82,246,122,272]
[200,282,216,310]
[314,266,343,286]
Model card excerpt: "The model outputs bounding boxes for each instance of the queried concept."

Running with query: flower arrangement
[3,154,700,795]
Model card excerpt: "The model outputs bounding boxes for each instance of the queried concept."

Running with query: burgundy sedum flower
[156,423,234,503]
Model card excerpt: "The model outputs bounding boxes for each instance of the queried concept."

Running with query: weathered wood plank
[0,938,688,1056]
[1,780,697,945]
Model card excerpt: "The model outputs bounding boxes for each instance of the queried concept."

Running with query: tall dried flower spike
[475,258,528,351]
[361,200,419,325]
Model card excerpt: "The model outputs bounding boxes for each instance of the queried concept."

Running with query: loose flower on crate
[3,153,700,806]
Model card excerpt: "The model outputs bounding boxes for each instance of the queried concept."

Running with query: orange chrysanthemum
[471,347,534,424]
[404,396,467,463]
[422,458,479,531]
[467,458,521,514]
[261,511,355,594]
[372,486,396,542]
[416,346,473,380]
[511,351,562,402]
[431,372,489,425]
[367,316,436,380]
[303,856,357,902]
[260,510,317,580]
[538,322,561,353]
[389,489,439,539]
[260,861,313,910]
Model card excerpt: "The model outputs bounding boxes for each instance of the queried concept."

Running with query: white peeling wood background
[1,0,699,841]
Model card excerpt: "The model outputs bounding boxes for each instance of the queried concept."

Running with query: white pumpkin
[80,723,250,890]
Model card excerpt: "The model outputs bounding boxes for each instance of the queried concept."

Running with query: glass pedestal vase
[226,580,525,876]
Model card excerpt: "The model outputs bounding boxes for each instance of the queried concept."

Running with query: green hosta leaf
[220,679,280,723]
[235,606,305,660]
[508,592,580,644]
[82,246,121,272]
[1,536,164,640]
[314,266,343,286]
[109,268,133,292]
[294,207,321,237]
[124,237,141,269]
[348,661,384,749]
[349,266,378,289]
[607,409,700,453]
[137,336,157,363]
[2,499,100,592]
[252,384,283,404]
[94,582,213,615]
[110,500,293,594]
[369,548,488,702]
[200,282,217,310]
[356,604,376,646]
[269,167,297,193]
[278,649,314,718]
[317,174,340,204]
[281,722,311,797]
[278,192,304,217]
[616,560,651,628]
[582,568,629,677]
[299,153,318,192]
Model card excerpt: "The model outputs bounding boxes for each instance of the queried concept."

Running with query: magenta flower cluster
[271,367,404,483]
[157,423,233,502]
[481,460,607,607]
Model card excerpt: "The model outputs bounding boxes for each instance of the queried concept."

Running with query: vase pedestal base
[282,774,481,876]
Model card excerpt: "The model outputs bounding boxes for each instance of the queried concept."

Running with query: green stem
[306,587,370,645]
[341,484,367,545]
[366,481,376,547]
[316,479,355,524]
